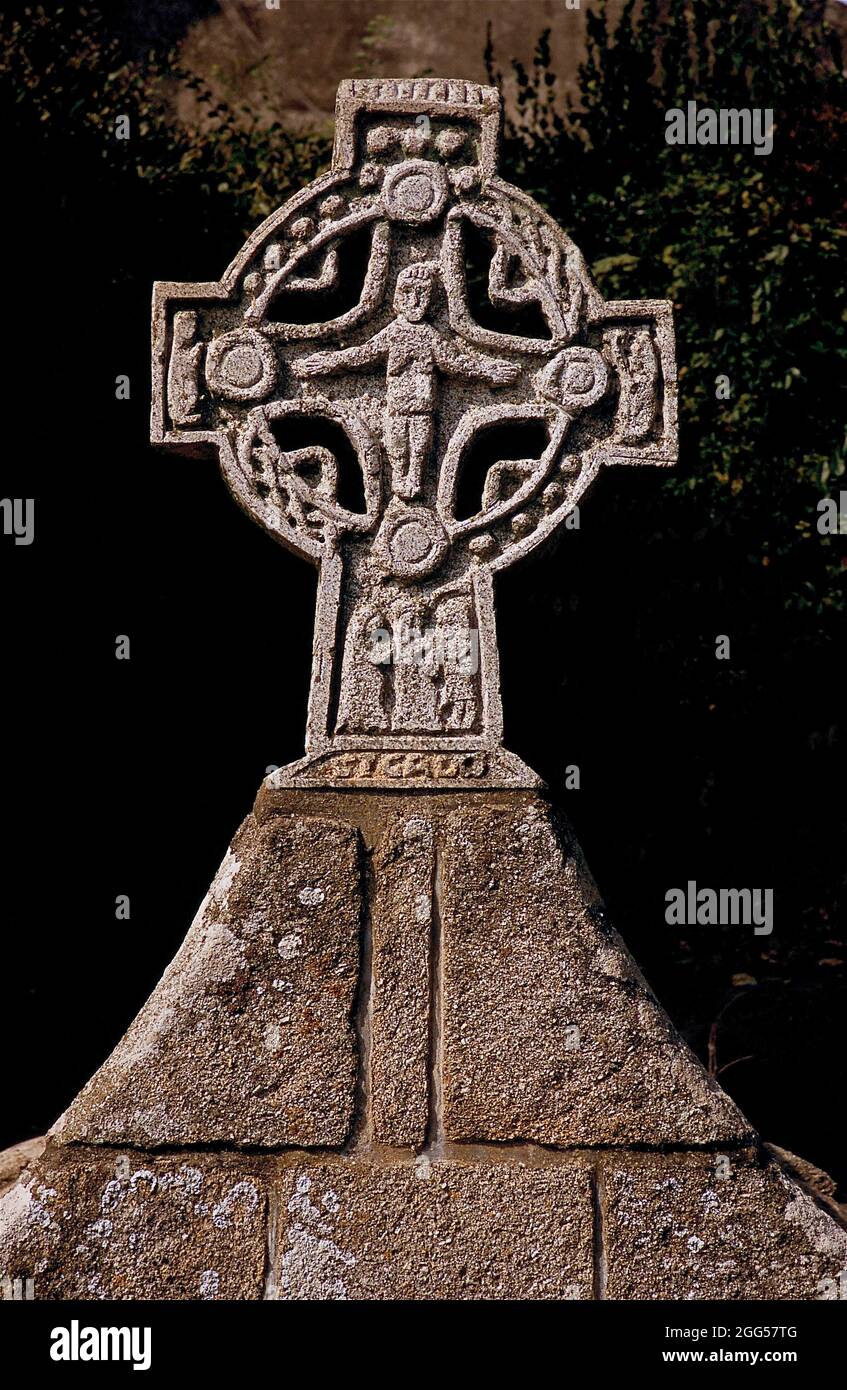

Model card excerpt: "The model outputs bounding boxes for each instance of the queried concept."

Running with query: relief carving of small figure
[168,310,204,426]
[434,592,479,731]
[388,593,441,733]
[488,217,584,340]
[280,212,342,294]
[610,327,659,443]
[248,197,347,318]
[336,600,391,733]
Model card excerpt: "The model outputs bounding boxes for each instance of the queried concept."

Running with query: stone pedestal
[1,789,844,1300]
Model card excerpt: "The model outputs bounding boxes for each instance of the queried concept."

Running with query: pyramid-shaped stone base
[1,789,844,1299]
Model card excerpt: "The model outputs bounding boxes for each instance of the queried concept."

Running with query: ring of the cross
[442,204,582,353]
[238,401,381,536]
[437,403,572,540]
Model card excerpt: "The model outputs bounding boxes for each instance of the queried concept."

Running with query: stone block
[603,1151,847,1300]
[55,814,362,1147]
[0,1146,266,1300]
[441,801,750,1145]
[371,814,434,1147]
[272,1157,594,1300]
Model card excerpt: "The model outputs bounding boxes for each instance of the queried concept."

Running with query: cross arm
[592,298,678,469]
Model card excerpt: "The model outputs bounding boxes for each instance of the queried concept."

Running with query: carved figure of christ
[293,261,520,502]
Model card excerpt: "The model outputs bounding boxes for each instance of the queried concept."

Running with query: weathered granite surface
[3,1138,845,1300]
[0,1137,46,1200]
[152,77,676,790]
[53,792,746,1154]
[0,1148,266,1301]
[54,814,362,1147]
[272,1158,594,1300]
[3,788,842,1302]
[604,1151,847,1301]
[440,801,749,1145]
[371,814,434,1147]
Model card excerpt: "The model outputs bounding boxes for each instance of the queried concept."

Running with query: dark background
[1,0,844,1187]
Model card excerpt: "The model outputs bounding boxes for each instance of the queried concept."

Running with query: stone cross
[152,79,677,788]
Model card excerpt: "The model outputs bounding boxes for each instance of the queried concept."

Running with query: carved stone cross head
[152,78,677,789]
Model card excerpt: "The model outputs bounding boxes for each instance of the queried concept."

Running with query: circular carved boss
[535,347,608,412]
[373,502,450,580]
[206,328,278,401]
[382,160,449,225]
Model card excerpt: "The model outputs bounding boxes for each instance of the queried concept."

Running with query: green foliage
[354,14,397,78]
[0,4,331,251]
[486,0,847,622]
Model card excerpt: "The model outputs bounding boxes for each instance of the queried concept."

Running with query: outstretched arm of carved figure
[433,334,521,385]
[285,247,340,294]
[488,244,530,306]
[293,326,390,378]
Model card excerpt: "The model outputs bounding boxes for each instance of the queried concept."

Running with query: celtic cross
[151,79,677,788]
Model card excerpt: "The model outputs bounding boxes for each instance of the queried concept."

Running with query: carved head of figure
[393,261,438,322]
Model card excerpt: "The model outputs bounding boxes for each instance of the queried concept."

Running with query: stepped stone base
[1,788,845,1300]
